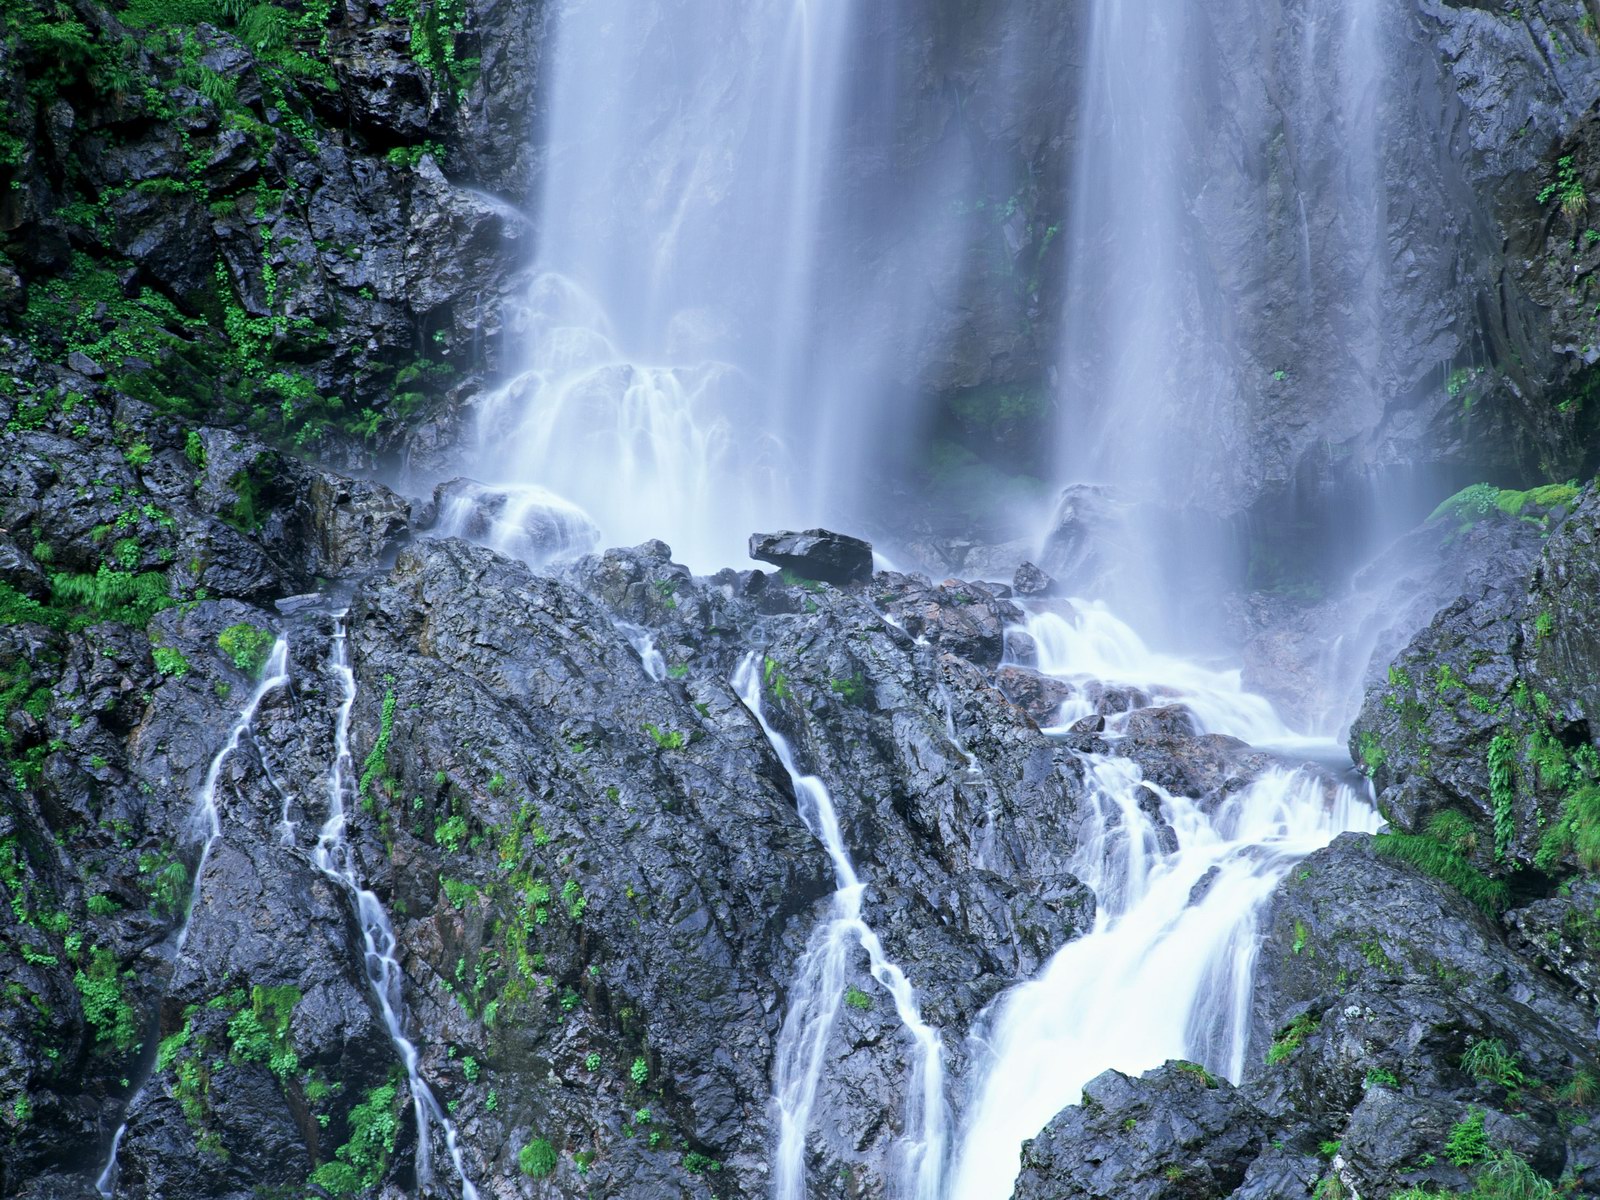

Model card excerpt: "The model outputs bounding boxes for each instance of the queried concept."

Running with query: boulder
[1013,1063,1269,1200]
[748,528,874,586]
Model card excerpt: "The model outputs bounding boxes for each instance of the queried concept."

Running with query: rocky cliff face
[3,1,1600,1198]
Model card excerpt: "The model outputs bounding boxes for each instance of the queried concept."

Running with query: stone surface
[749,528,875,587]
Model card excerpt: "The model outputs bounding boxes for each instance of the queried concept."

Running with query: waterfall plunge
[947,606,1378,1200]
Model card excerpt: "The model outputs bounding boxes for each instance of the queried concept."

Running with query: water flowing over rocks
[5,0,1600,1197]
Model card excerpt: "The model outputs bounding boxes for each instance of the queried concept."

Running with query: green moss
[1374,833,1509,915]
[519,1137,557,1178]
[216,623,275,676]
[844,985,873,1011]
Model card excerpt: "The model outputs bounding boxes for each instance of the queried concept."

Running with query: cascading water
[312,615,479,1200]
[1049,0,1390,624]
[95,640,291,1197]
[176,639,291,953]
[731,654,947,1200]
[946,606,1378,1200]
[469,0,1046,568]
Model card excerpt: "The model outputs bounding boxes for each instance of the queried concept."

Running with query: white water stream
[314,615,480,1200]
[96,640,291,1197]
[732,653,948,1200]
[945,605,1378,1200]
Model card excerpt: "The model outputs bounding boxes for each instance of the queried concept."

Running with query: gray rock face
[1244,833,1597,1200]
[1013,1064,1269,1200]
[749,528,875,586]
[1350,485,1600,874]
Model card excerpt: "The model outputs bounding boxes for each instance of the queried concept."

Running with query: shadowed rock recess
[3,1,1600,1200]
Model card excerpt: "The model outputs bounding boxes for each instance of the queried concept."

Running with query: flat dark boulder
[748,528,874,585]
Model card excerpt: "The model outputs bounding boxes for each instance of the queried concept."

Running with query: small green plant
[1173,1060,1218,1087]
[461,1055,479,1082]
[1445,1107,1490,1167]
[643,723,686,750]
[683,1150,722,1175]
[434,814,468,854]
[844,985,873,1011]
[1473,1148,1558,1199]
[1374,832,1509,915]
[584,1052,601,1072]
[561,879,587,921]
[1558,1067,1597,1107]
[74,946,138,1055]
[519,1137,557,1178]
[1318,1140,1341,1159]
[1488,730,1518,862]
[1461,1036,1525,1090]
[1292,919,1309,955]
[1266,1012,1319,1066]
[152,646,190,678]
[216,623,275,676]
[630,1056,649,1087]
[1538,155,1586,217]
[1364,1066,1399,1089]
[357,684,397,808]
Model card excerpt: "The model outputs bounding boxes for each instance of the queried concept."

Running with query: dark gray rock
[1013,1063,1269,1200]
[749,528,875,587]
[1014,560,1059,598]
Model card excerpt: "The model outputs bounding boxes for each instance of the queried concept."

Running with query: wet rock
[1013,1063,1269,1200]
[302,472,410,578]
[1245,833,1596,1200]
[421,477,599,563]
[1350,485,1600,873]
[1013,560,1059,598]
[749,528,875,586]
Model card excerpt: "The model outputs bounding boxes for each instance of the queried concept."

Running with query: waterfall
[1049,0,1390,618]
[175,639,291,952]
[93,640,291,1196]
[731,653,948,1200]
[93,1122,126,1198]
[312,615,480,1200]
[946,608,1379,1200]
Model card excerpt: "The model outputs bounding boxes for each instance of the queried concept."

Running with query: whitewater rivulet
[310,614,480,1200]
[94,640,291,1198]
[732,653,948,1200]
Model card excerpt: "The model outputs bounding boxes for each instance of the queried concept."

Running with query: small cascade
[175,639,291,952]
[731,654,947,1200]
[94,640,291,1195]
[949,758,1378,1200]
[1019,601,1324,747]
[946,605,1379,1200]
[312,614,479,1200]
[617,621,669,682]
[93,1122,126,1197]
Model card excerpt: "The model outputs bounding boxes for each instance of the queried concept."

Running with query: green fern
[1374,833,1509,915]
